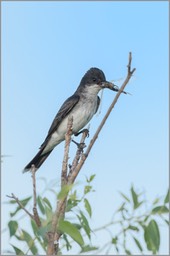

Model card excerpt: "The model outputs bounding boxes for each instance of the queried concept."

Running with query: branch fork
[7,165,41,227]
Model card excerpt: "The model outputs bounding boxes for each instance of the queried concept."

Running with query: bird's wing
[40,94,80,148]
[95,96,100,114]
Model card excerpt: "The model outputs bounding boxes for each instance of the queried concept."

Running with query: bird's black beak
[101,81,130,95]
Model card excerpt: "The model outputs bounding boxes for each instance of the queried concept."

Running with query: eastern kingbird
[23,67,121,172]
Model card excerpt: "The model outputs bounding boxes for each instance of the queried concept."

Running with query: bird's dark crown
[79,67,106,86]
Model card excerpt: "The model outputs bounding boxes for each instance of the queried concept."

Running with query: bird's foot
[72,139,86,151]
[75,128,89,137]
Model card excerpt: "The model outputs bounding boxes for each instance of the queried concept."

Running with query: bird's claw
[75,129,89,137]
[72,139,86,150]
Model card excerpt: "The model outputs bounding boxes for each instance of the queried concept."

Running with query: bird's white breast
[42,95,98,154]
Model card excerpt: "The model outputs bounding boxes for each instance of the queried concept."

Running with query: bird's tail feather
[23,148,53,173]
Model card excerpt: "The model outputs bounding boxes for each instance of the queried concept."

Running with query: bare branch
[31,165,41,227]
[46,232,55,255]
[7,166,42,227]
[61,116,73,186]
[127,52,136,75]
[6,193,34,220]
[68,130,88,184]
[31,165,37,210]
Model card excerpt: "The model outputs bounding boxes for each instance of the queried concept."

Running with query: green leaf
[131,186,138,209]
[72,223,82,230]
[84,198,92,217]
[137,201,144,208]
[152,205,169,215]
[138,221,146,229]
[37,196,45,214]
[153,197,160,205]
[115,244,119,253]
[86,174,96,183]
[79,211,91,239]
[43,197,52,209]
[15,234,24,241]
[8,196,32,205]
[119,192,130,202]
[37,225,51,238]
[20,229,32,240]
[32,217,50,243]
[133,236,143,252]
[63,234,72,251]
[164,219,169,225]
[66,198,80,212]
[69,190,77,200]
[130,186,143,209]
[164,189,169,204]
[10,209,19,218]
[58,220,84,246]
[89,174,96,182]
[57,184,73,199]
[144,219,160,254]
[7,199,18,204]
[125,249,132,255]
[81,245,98,252]
[10,208,21,218]
[84,185,92,194]
[15,229,38,254]
[31,219,40,237]
[44,205,53,221]
[20,196,32,207]
[10,244,25,255]
[143,215,150,222]
[112,236,118,244]
[116,202,126,212]
[128,225,139,231]
[8,220,18,237]
[76,211,91,239]
[21,229,38,254]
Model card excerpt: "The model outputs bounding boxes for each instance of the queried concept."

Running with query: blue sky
[2,1,169,254]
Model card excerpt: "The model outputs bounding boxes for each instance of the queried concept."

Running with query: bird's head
[78,67,119,94]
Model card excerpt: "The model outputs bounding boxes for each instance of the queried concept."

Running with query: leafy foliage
[144,219,160,254]
[58,220,84,246]
[3,176,169,255]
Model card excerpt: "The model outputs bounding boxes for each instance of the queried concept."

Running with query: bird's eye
[93,78,97,82]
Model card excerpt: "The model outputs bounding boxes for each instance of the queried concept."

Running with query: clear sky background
[2,1,169,255]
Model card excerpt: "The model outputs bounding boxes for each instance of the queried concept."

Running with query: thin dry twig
[7,166,42,227]
[31,165,37,210]
[61,116,73,186]
[31,165,41,227]
[68,130,88,184]
[6,193,34,219]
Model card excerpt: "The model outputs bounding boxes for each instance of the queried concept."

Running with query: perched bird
[23,67,119,172]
